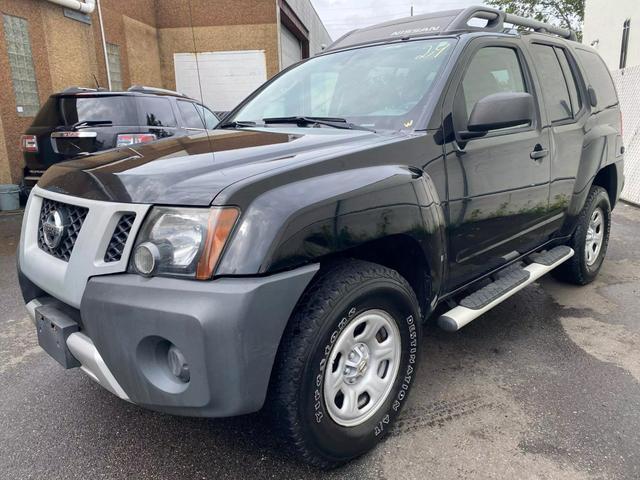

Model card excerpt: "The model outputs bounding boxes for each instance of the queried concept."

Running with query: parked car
[17,6,624,469]
[20,85,220,198]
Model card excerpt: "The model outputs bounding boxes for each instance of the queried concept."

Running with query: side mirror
[460,92,534,140]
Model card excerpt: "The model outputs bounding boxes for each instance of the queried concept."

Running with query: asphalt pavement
[1,203,639,479]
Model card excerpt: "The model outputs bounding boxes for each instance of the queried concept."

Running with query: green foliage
[486,0,584,40]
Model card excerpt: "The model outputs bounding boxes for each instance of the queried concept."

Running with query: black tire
[553,185,611,285]
[269,259,422,469]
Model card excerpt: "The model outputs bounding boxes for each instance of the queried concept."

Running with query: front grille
[38,199,88,261]
[104,213,136,263]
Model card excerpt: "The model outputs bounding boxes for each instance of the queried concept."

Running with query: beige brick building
[0,0,330,184]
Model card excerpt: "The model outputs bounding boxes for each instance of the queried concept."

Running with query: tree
[486,0,584,40]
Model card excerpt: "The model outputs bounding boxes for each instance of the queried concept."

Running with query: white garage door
[280,25,303,69]
[174,50,267,112]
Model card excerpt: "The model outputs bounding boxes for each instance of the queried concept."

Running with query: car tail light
[21,135,38,153]
[116,133,157,147]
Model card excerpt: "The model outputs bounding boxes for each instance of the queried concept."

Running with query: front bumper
[20,264,318,417]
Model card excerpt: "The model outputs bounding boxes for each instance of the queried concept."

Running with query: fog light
[167,345,190,383]
[133,242,159,276]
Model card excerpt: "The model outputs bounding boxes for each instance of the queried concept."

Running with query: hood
[38,128,388,205]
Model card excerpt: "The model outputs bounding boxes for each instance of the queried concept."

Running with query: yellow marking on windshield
[415,41,451,60]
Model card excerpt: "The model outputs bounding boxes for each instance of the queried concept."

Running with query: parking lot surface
[1,203,639,480]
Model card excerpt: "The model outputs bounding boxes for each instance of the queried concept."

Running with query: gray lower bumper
[23,264,319,417]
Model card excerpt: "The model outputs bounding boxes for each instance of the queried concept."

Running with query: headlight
[131,207,239,279]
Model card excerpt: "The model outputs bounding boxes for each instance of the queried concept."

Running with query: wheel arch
[318,234,434,319]
[592,163,618,208]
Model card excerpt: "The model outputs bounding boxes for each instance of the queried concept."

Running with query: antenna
[187,0,213,150]
[92,73,100,89]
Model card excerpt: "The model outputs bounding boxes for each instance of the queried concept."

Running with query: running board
[438,246,574,332]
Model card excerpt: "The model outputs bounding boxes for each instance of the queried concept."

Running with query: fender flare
[217,165,446,295]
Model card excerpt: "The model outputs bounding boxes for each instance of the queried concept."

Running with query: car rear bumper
[19,264,319,417]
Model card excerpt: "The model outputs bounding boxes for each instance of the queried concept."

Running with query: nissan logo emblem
[43,209,68,249]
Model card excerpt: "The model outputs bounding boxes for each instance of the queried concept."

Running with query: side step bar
[438,246,574,332]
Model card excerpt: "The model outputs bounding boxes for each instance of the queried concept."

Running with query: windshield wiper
[70,120,113,130]
[263,116,375,132]
[217,120,259,129]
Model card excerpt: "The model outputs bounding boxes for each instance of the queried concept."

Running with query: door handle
[530,145,549,160]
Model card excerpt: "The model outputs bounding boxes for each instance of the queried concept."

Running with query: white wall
[583,0,640,70]
[174,51,267,111]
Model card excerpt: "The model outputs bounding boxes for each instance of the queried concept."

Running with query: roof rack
[127,85,189,97]
[326,6,577,51]
[446,6,577,41]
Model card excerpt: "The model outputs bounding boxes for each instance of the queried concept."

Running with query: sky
[310,0,486,40]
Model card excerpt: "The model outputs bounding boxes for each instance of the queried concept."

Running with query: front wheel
[553,185,611,285]
[270,260,422,468]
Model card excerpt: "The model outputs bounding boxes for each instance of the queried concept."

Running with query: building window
[3,15,39,117]
[107,43,123,91]
[619,19,631,69]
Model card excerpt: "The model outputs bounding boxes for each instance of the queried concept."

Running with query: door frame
[439,36,554,290]
[441,36,548,146]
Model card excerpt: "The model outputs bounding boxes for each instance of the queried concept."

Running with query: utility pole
[411,5,414,16]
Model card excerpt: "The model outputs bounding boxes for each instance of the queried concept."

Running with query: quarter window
[575,49,618,111]
[195,105,219,129]
[138,97,177,127]
[531,44,573,122]
[177,100,205,129]
[3,15,39,116]
[460,47,527,123]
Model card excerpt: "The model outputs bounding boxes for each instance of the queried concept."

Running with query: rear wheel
[270,260,421,468]
[553,185,611,285]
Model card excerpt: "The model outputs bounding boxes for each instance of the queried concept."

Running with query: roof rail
[445,6,577,41]
[127,85,188,97]
[504,12,577,41]
[444,6,505,33]
[326,5,577,51]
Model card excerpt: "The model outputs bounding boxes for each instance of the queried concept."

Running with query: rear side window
[138,97,177,127]
[555,48,582,114]
[531,44,573,122]
[31,96,136,127]
[575,49,618,110]
[458,46,527,123]
[177,100,205,129]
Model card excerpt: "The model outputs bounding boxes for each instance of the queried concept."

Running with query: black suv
[20,85,219,194]
[17,7,624,469]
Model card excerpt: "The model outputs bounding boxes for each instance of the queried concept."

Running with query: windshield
[229,38,455,131]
